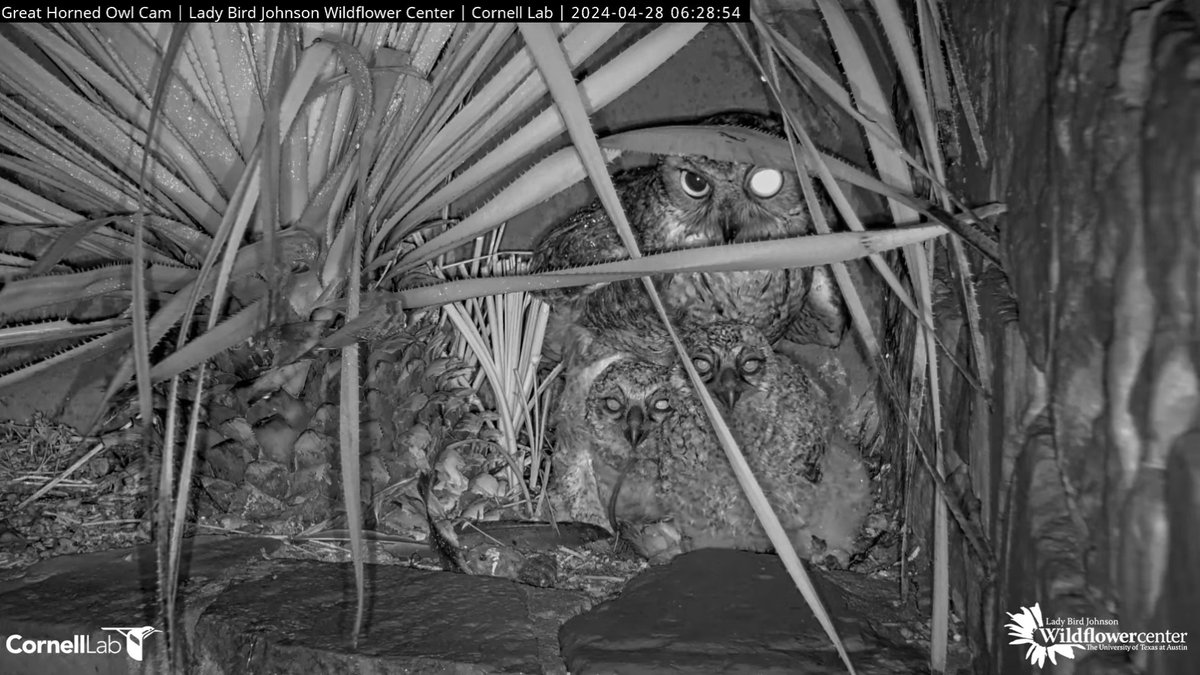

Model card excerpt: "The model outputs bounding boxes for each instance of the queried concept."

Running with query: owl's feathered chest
[659,268,809,343]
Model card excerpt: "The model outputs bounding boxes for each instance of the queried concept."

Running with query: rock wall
[950,2,1199,672]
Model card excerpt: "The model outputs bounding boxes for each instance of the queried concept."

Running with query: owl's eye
[741,358,764,375]
[679,170,711,198]
[748,168,783,198]
[603,397,623,413]
[650,396,673,413]
[692,356,713,374]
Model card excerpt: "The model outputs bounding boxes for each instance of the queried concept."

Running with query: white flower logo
[1005,603,1085,668]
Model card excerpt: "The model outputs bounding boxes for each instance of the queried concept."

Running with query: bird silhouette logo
[1005,603,1084,668]
[100,626,159,662]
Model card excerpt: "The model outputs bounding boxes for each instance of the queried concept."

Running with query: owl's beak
[623,405,646,449]
[714,367,741,409]
[713,196,741,242]
[722,218,742,242]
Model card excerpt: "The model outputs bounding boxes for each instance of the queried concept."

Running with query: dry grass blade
[158,374,185,669]
[869,0,944,181]
[914,0,992,411]
[441,298,539,515]
[339,340,366,644]
[149,300,270,380]
[388,144,624,275]
[599,125,950,222]
[0,319,126,349]
[828,1,951,670]
[731,24,920,319]
[337,42,376,645]
[0,265,188,316]
[0,176,79,221]
[749,56,989,398]
[928,0,987,164]
[0,331,131,391]
[447,231,553,504]
[135,24,190,671]
[733,27,946,406]
[736,28,887,366]
[0,27,212,223]
[912,246,948,675]
[83,154,259,436]
[519,22,858,674]
[752,14,998,263]
[374,24,622,253]
[377,23,703,257]
[13,441,107,511]
[396,226,944,310]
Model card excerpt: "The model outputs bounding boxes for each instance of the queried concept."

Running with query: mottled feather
[547,357,676,531]
[642,321,872,565]
[530,112,845,367]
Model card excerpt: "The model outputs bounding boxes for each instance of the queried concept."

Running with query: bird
[640,320,873,566]
[680,320,831,481]
[546,355,677,534]
[530,111,845,371]
[531,113,847,495]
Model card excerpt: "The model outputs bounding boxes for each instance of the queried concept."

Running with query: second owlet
[638,321,872,566]
[547,356,674,532]
[683,320,831,481]
[530,112,845,367]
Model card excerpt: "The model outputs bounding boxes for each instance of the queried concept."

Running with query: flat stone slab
[2,538,960,674]
[560,549,940,674]
[192,560,587,674]
[0,535,589,674]
[0,535,283,674]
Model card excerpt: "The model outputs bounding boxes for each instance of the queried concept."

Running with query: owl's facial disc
[747,168,783,198]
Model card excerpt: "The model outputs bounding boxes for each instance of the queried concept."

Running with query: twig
[15,441,107,511]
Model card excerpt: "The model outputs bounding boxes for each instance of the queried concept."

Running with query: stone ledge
[0,535,588,674]
[560,549,938,674]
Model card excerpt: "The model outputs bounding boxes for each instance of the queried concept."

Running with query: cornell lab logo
[101,626,160,662]
[1006,603,1084,667]
[5,626,159,662]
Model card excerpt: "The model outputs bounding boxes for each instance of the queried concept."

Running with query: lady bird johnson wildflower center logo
[1006,603,1188,667]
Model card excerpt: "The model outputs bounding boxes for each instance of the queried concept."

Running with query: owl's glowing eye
[748,168,783,198]
[679,170,711,198]
[692,356,713,374]
[650,397,673,413]
[603,397,623,413]
[741,358,764,375]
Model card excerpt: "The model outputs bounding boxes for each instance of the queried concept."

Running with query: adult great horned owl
[530,112,845,367]
[643,321,872,566]
[547,356,675,532]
